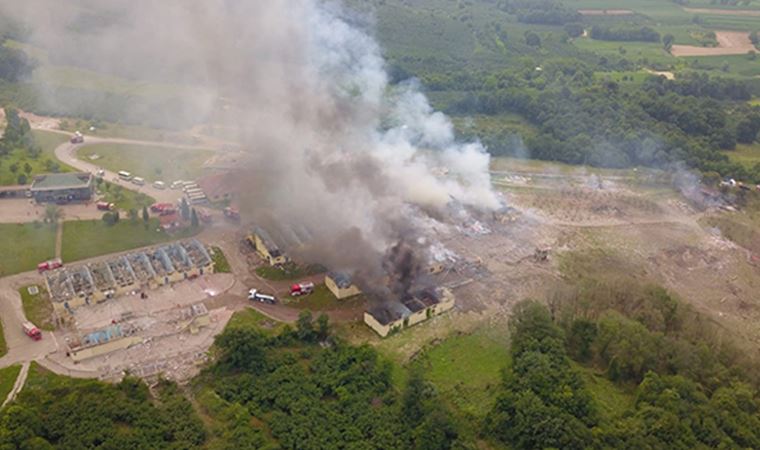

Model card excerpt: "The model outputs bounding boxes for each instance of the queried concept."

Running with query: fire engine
[290,282,315,296]
[22,322,42,341]
[37,258,63,273]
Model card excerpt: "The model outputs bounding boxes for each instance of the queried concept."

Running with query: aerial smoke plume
[4,0,500,295]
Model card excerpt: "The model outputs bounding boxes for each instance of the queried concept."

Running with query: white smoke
[3,0,500,285]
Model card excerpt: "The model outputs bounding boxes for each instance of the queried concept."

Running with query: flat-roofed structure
[364,288,455,337]
[30,172,94,203]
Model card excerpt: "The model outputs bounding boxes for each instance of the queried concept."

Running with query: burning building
[325,272,362,299]
[363,287,455,337]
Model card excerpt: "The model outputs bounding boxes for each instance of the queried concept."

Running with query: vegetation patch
[209,246,231,273]
[19,285,55,331]
[61,218,197,262]
[284,284,364,311]
[412,329,510,420]
[94,179,154,211]
[255,261,325,281]
[0,321,6,358]
[0,365,21,406]
[0,223,56,276]
[5,362,206,449]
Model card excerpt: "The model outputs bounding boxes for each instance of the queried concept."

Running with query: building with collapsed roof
[45,239,215,314]
[30,172,94,203]
[364,288,454,337]
[249,227,288,266]
[67,323,142,362]
[325,272,362,299]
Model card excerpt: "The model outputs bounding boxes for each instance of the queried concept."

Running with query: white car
[153,181,166,190]
[170,180,184,190]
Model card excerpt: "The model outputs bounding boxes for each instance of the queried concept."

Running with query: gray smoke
[3,0,500,293]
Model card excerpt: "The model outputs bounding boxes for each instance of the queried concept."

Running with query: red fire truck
[290,282,315,297]
[22,322,42,341]
[37,258,63,273]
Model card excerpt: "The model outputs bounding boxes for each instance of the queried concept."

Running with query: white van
[118,171,132,180]
[131,177,145,186]
[153,181,166,190]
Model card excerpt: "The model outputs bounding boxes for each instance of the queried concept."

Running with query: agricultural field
[77,143,213,183]
[61,218,198,262]
[0,223,56,276]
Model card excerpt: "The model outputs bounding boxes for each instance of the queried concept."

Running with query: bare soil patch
[578,9,634,16]
[671,31,755,56]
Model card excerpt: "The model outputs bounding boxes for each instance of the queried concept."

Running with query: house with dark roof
[30,172,94,203]
[363,288,455,337]
[325,271,362,299]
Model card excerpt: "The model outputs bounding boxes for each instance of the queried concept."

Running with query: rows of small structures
[45,239,214,314]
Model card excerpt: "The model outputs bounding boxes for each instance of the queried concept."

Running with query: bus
[118,171,132,180]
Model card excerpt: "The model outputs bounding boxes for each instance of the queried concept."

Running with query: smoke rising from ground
[4,0,500,296]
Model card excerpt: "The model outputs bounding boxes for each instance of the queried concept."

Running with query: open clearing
[683,7,760,16]
[671,31,755,56]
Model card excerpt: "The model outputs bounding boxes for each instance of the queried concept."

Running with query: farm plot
[670,31,755,56]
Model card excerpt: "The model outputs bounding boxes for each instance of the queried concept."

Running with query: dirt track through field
[683,7,760,16]
[670,31,755,56]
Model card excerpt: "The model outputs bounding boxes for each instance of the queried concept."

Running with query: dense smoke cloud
[3,0,500,295]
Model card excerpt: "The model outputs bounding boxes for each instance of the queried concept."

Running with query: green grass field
[412,329,510,419]
[77,143,213,183]
[61,219,197,262]
[19,285,55,331]
[94,180,155,212]
[283,284,364,311]
[0,364,21,405]
[209,247,231,273]
[255,262,324,281]
[0,223,56,276]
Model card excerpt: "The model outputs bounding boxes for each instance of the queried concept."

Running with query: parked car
[153,181,166,190]
[96,201,114,211]
[131,177,145,186]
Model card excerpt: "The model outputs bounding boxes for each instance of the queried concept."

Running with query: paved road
[54,139,182,204]
[0,272,59,368]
